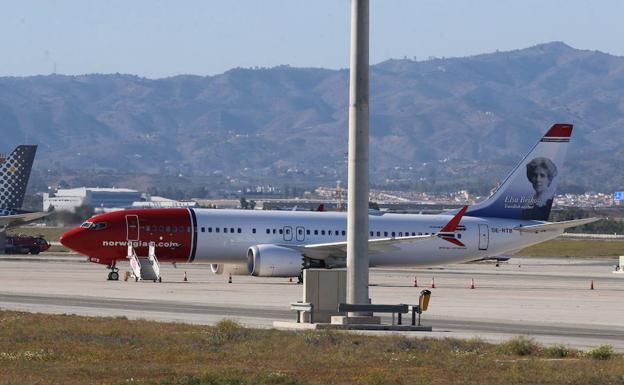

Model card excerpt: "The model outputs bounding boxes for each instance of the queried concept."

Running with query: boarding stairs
[127,242,162,282]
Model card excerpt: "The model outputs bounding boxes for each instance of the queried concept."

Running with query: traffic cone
[289,277,293,283]
[413,276,418,287]
[228,274,232,284]
[430,277,436,289]
[590,280,594,290]
[470,278,475,289]
[183,271,188,282]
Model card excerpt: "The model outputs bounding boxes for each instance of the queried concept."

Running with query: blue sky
[1,0,623,78]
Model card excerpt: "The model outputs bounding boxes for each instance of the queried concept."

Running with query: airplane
[60,123,598,281]
[0,146,48,248]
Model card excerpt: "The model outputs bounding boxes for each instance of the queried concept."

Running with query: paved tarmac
[0,253,622,351]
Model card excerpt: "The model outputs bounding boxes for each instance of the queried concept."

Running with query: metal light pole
[346,0,370,312]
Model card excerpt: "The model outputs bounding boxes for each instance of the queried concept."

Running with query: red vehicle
[5,235,50,255]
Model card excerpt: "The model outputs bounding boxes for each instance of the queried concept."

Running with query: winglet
[440,205,468,233]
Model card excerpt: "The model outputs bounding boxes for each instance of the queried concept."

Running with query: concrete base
[331,315,380,325]
[274,321,432,331]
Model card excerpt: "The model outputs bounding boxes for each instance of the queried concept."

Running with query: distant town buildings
[43,187,195,213]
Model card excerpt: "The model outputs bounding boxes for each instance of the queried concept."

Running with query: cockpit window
[93,222,107,230]
[81,222,93,228]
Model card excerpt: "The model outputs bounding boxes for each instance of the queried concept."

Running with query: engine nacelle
[210,263,248,276]
[247,244,303,277]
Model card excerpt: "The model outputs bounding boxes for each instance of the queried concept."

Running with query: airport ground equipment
[614,256,624,274]
[290,302,313,323]
[294,269,346,323]
[5,234,50,254]
[0,231,5,255]
[127,243,161,282]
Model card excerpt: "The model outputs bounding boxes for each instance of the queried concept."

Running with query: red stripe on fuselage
[61,208,193,264]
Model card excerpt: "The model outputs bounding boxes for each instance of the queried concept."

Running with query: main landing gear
[107,262,120,281]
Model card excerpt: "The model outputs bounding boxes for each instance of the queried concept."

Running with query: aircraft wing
[513,217,600,233]
[0,212,49,228]
[300,234,437,259]
[295,206,469,260]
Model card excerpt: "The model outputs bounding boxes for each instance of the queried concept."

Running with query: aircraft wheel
[110,271,119,281]
[158,277,162,283]
[135,277,139,282]
[107,272,113,281]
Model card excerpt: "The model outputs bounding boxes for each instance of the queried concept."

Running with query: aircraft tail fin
[466,124,572,221]
[0,145,37,211]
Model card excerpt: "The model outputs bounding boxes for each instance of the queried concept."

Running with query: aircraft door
[126,215,140,241]
[478,224,489,250]
[296,226,305,242]
[283,226,293,241]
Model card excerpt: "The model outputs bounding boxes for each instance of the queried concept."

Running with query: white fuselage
[190,209,558,266]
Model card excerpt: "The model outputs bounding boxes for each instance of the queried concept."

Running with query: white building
[43,187,143,212]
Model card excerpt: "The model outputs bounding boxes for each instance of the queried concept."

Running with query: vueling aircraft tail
[466,124,572,221]
[0,145,37,211]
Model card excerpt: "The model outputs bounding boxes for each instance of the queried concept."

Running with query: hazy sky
[2,0,623,78]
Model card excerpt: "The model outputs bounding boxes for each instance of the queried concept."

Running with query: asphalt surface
[0,253,622,351]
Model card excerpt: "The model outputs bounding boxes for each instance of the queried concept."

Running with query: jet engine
[246,244,304,277]
[210,263,248,276]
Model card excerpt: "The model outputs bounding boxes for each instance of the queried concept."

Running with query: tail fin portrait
[467,124,572,221]
[0,145,37,210]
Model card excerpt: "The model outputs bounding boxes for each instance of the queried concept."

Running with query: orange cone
[413,276,418,287]
[183,271,188,282]
[470,278,475,289]
[228,274,232,284]
[590,280,594,290]
[430,277,436,289]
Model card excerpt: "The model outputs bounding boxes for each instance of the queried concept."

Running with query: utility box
[302,269,346,323]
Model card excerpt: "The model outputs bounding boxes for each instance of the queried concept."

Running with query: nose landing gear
[107,262,120,281]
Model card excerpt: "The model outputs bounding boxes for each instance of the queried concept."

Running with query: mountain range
[1,41,623,194]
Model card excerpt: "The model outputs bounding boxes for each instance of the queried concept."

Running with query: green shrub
[543,344,572,358]
[586,345,615,360]
[498,336,539,356]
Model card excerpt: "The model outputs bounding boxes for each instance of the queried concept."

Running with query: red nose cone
[59,227,84,253]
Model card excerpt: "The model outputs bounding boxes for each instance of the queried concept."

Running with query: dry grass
[0,311,622,385]
[516,239,624,257]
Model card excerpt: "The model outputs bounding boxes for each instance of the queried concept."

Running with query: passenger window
[252,228,256,234]
[201,227,205,233]
[328,230,332,235]
[398,232,402,237]
[180,226,186,233]
[273,229,276,234]
[392,232,396,237]
[266,228,270,234]
[418,232,422,236]
[370,231,373,237]
[172,227,177,233]
[377,231,381,237]
[279,229,283,235]
[298,229,303,235]
[230,228,235,233]
[159,226,165,232]
[342,230,346,236]
[208,227,212,233]
[237,228,242,234]
[412,232,416,236]
[286,229,290,234]
[216,228,220,233]
[314,230,318,235]
[384,232,388,237]
[321,230,325,235]
[458,234,462,239]
[306,230,310,235]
